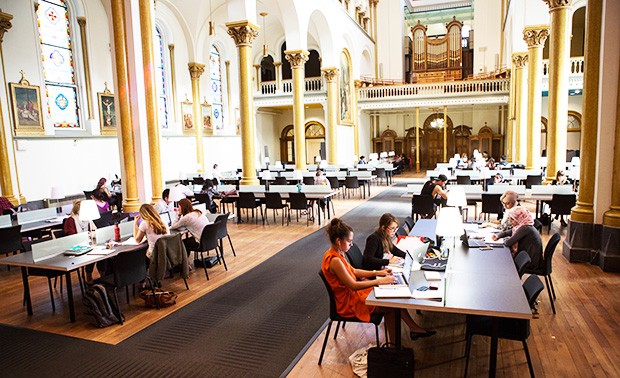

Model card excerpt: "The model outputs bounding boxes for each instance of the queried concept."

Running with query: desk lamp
[264,156,270,170]
[446,186,468,222]
[50,186,65,214]
[436,207,464,257]
[379,151,388,161]
[169,186,186,207]
[79,199,100,245]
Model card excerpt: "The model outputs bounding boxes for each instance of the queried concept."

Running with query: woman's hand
[491,234,499,241]
[389,256,402,264]
[377,275,397,285]
[376,268,392,276]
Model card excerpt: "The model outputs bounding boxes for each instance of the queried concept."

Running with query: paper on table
[424,271,442,281]
[374,286,412,298]
[88,246,116,255]
[396,237,425,253]
[122,237,144,246]
[411,289,443,301]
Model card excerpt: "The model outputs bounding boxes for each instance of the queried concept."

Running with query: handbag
[139,290,177,308]
[420,257,447,271]
[367,343,414,377]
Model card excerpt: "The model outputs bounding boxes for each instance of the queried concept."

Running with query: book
[63,245,93,256]
[424,271,442,281]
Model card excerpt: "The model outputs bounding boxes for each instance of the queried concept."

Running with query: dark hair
[437,174,448,182]
[92,191,106,201]
[326,218,353,244]
[162,188,170,200]
[178,198,202,216]
[377,213,397,253]
[96,177,106,189]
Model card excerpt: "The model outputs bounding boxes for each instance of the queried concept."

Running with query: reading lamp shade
[79,200,101,222]
[446,186,467,208]
[50,186,65,200]
[436,207,463,238]
[379,152,388,158]
[169,186,186,202]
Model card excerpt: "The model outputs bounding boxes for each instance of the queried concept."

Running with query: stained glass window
[155,27,169,129]
[210,45,224,133]
[37,0,80,128]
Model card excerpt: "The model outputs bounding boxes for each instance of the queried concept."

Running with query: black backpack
[82,284,122,327]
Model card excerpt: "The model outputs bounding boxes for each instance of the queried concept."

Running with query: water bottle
[297,183,301,193]
[114,223,121,242]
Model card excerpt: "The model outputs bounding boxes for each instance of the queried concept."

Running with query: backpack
[82,284,122,327]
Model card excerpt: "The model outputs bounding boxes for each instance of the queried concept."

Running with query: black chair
[237,192,264,224]
[396,225,408,237]
[98,247,158,324]
[150,234,189,290]
[318,271,384,365]
[274,176,288,185]
[345,243,364,269]
[456,175,472,185]
[196,222,225,279]
[303,176,315,186]
[289,192,313,226]
[411,194,434,220]
[214,213,236,257]
[327,176,341,198]
[404,216,415,233]
[479,194,503,220]
[344,176,362,199]
[0,224,22,261]
[194,193,210,204]
[83,190,95,200]
[93,210,114,228]
[514,250,532,279]
[525,175,543,189]
[375,168,387,185]
[548,194,576,232]
[192,177,205,185]
[525,232,561,314]
[264,192,290,225]
[464,274,545,378]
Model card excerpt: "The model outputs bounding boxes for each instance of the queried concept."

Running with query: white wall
[376,0,404,80]
[473,0,503,73]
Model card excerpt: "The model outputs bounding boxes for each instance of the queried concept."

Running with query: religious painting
[201,99,213,135]
[9,71,44,136]
[97,83,116,136]
[339,49,353,125]
[235,107,241,135]
[181,97,193,135]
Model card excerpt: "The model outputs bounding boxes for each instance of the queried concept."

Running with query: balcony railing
[542,56,584,76]
[358,79,509,101]
[260,77,324,95]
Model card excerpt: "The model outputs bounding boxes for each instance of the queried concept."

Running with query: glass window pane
[155,27,168,129]
[210,45,224,133]
[38,2,70,49]
[212,104,223,131]
[40,44,74,84]
[47,85,79,128]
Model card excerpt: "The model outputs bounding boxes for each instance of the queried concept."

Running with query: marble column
[512,52,528,164]
[371,0,379,78]
[77,17,93,119]
[544,0,573,182]
[354,80,361,156]
[168,44,178,122]
[443,106,448,162]
[227,21,259,185]
[273,61,282,92]
[523,25,549,170]
[253,64,261,92]
[285,49,309,170]
[139,0,163,202]
[415,107,420,172]
[506,65,515,162]
[322,67,339,164]
[188,63,205,172]
[111,0,140,212]
[0,10,18,205]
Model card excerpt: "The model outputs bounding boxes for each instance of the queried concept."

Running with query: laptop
[461,229,488,248]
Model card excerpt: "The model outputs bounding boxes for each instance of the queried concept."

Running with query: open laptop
[461,229,488,248]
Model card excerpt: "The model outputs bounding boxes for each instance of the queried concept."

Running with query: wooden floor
[1,172,619,377]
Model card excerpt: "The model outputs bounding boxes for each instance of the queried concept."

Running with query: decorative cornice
[0,9,13,43]
[226,20,259,46]
[284,50,309,68]
[273,61,282,67]
[370,0,380,6]
[523,25,549,47]
[354,80,363,89]
[188,62,205,79]
[321,67,338,82]
[512,53,528,68]
[543,0,573,11]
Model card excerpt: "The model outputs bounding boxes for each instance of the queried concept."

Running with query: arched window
[209,45,224,131]
[36,0,80,128]
[155,26,169,129]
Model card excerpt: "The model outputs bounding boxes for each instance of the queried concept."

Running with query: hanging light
[430,107,444,129]
[209,0,215,36]
[260,12,268,57]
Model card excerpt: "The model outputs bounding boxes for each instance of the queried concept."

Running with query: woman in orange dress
[321,218,436,341]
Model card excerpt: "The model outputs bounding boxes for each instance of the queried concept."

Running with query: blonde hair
[500,190,518,207]
[139,204,167,235]
[70,200,81,216]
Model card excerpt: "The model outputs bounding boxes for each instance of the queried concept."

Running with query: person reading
[362,213,406,271]
[420,174,448,217]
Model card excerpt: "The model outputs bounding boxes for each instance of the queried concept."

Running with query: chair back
[456,175,472,185]
[0,225,23,254]
[83,190,95,200]
[111,248,148,287]
[303,176,315,186]
[375,168,386,179]
[525,175,543,189]
[514,250,532,278]
[522,274,545,309]
[411,194,434,216]
[274,176,288,185]
[396,225,408,237]
[264,192,285,209]
[238,192,258,208]
[344,176,359,189]
[318,271,339,320]
[151,234,188,279]
[550,194,576,215]
[544,232,561,274]
[93,210,114,228]
[345,243,364,269]
[214,212,230,224]
[327,176,340,189]
[194,193,211,204]
[192,177,205,185]
[404,216,415,233]
[481,194,503,215]
[289,192,309,210]
[199,222,220,251]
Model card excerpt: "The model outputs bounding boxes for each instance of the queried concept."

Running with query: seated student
[486,172,506,191]
[154,189,174,214]
[64,200,103,283]
[211,163,224,185]
[549,170,572,226]
[170,198,211,253]
[486,157,496,169]
[134,203,170,259]
[199,180,219,213]
[498,154,508,166]
[358,156,367,165]
[421,174,448,217]
[0,196,16,215]
[362,213,406,271]
[95,177,118,209]
[492,207,543,270]
[321,218,436,341]
[92,191,110,214]
[314,169,330,186]
[483,190,519,231]
[174,182,194,199]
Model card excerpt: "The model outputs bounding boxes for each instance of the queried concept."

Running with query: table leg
[21,267,33,315]
[236,201,242,224]
[489,317,499,377]
[327,197,332,219]
[317,200,322,225]
[367,181,371,197]
[395,309,402,349]
[66,272,76,323]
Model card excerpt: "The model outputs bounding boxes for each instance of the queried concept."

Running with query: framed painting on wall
[235,107,240,136]
[181,96,194,135]
[201,99,213,135]
[9,70,44,136]
[339,50,353,125]
[98,83,116,136]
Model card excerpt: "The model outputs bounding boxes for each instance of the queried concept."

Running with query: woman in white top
[134,204,170,259]
[170,198,211,253]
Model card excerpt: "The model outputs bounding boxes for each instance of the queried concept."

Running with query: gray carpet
[0,185,409,377]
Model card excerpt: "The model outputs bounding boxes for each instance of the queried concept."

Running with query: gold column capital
[253,64,261,69]
[543,0,573,11]
[354,79,363,89]
[321,67,339,82]
[77,16,86,26]
[284,50,309,68]
[273,61,282,67]
[0,10,13,43]
[226,20,259,46]
[188,62,205,79]
[512,53,528,68]
[168,43,175,50]
[370,0,380,6]
[523,25,549,47]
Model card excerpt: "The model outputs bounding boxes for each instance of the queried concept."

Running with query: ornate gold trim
[188,62,205,79]
[0,10,13,43]
[322,67,339,82]
[512,53,528,68]
[226,20,259,46]
[284,50,309,68]
[523,25,549,47]
[543,0,573,10]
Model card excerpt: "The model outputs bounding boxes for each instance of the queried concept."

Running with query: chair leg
[334,320,341,339]
[145,277,160,310]
[227,235,236,257]
[548,273,557,300]
[545,275,556,314]
[47,278,55,312]
[198,251,209,280]
[318,320,333,365]
[218,245,228,271]
[464,334,473,378]
[375,324,380,346]
[183,277,189,290]
[523,340,535,378]
[126,286,130,304]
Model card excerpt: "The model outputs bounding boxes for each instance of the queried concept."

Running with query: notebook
[63,245,93,256]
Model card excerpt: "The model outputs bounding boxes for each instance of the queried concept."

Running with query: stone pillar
[371,0,379,78]
[77,17,93,119]
[225,60,232,128]
[322,67,339,165]
[415,107,420,172]
[285,49,309,170]
[273,61,282,92]
[524,26,549,170]
[512,52,528,164]
[139,0,163,203]
[544,0,573,182]
[188,63,205,172]
[354,80,362,156]
[227,21,259,185]
[111,0,140,212]
[168,44,178,122]
[0,10,18,205]
[443,105,448,162]
[506,66,515,162]
[253,64,261,92]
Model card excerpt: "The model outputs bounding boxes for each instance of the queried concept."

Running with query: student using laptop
[321,218,436,342]
[170,198,211,253]
[154,189,174,214]
[362,213,406,271]
[134,204,169,259]
[492,207,543,270]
